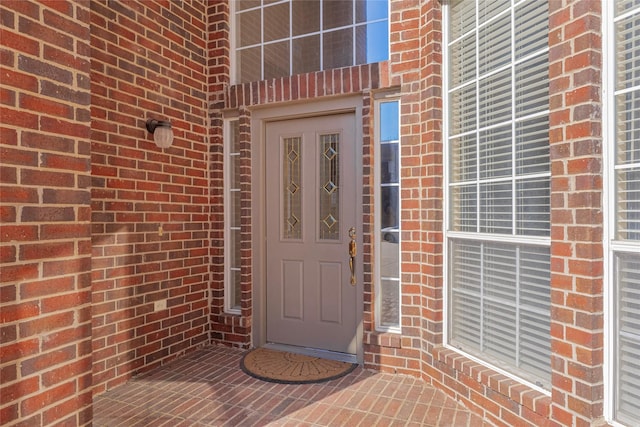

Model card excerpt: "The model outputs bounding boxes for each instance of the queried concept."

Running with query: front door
[265,114,357,355]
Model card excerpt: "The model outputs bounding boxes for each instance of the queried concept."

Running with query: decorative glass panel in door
[282,137,302,239]
[319,133,340,241]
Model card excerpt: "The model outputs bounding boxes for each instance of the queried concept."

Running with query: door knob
[349,227,356,285]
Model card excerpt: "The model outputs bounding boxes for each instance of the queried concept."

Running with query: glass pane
[292,35,320,75]
[230,120,241,153]
[229,154,240,188]
[484,300,516,362]
[516,116,550,175]
[479,68,512,128]
[616,14,640,91]
[449,83,476,135]
[451,291,482,347]
[381,186,398,229]
[450,33,476,88]
[480,181,512,234]
[231,190,241,228]
[237,47,262,83]
[231,269,241,309]
[237,10,261,47]
[617,0,640,16]
[292,0,320,36]
[380,279,400,327]
[616,252,640,422]
[231,228,241,267]
[380,101,399,142]
[520,245,551,311]
[519,309,551,382]
[319,133,340,240]
[517,177,550,236]
[323,28,353,69]
[450,240,551,382]
[380,143,399,184]
[616,90,640,165]
[479,124,512,179]
[449,0,475,40]
[237,0,260,11]
[264,41,290,80]
[323,0,353,29]
[478,12,511,75]
[516,53,549,118]
[483,244,517,301]
[478,0,509,25]
[450,134,477,183]
[451,184,477,232]
[264,3,290,42]
[356,0,387,23]
[380,231,399,278]
[355,21,388,64]
[617,167,640,240]
[515,0,548,60]
[283,137,302,239]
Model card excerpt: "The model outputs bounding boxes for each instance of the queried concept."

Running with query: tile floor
[94,345,489,426]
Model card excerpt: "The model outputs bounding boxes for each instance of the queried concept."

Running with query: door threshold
[263,343,357,364]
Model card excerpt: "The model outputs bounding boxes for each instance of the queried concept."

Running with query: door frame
[250,96,365,363]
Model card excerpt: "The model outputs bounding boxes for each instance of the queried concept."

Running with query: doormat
[240,347,357,384]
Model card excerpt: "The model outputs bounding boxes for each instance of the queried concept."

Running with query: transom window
[233,0,389,83]
[445,0,551,388]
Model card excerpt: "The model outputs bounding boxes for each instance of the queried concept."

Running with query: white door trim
[250,96,365,363]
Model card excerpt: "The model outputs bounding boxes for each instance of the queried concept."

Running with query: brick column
[548,1,604,425]
[418,0,445,373]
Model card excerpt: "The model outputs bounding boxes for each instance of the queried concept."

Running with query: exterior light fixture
[146,118,174,149]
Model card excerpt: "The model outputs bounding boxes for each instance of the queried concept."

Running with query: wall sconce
[146,118,174,149]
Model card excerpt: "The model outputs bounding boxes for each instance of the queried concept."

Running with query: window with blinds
[608,1,640,423]
[445,0,551,387]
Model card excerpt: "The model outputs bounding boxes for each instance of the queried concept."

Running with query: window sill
[365,331,402,349]
[432,347,551,423]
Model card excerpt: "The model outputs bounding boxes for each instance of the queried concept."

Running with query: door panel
[266,114,357,354]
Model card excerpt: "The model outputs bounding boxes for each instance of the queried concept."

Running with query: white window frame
[442,0,551,395]
[374,93,402,333]
[603,1,640,425]
[231,0,390,84]
[224,116,241,315]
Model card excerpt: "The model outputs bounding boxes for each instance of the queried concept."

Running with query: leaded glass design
[283,137,302,239]
[319,133,340,240]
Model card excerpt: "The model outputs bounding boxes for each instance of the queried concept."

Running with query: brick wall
[0,1,94,425]
[548,1,604,425]
[89,0,210,394]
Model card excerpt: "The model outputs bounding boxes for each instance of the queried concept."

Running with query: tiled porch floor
[94,345,488,426]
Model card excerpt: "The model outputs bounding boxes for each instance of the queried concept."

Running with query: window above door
[233,0,389,84]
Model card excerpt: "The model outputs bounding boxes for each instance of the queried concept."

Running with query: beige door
[265,114,357,355]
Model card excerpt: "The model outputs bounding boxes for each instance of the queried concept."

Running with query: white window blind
[446,0,551,387]
[609,1,640,423]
